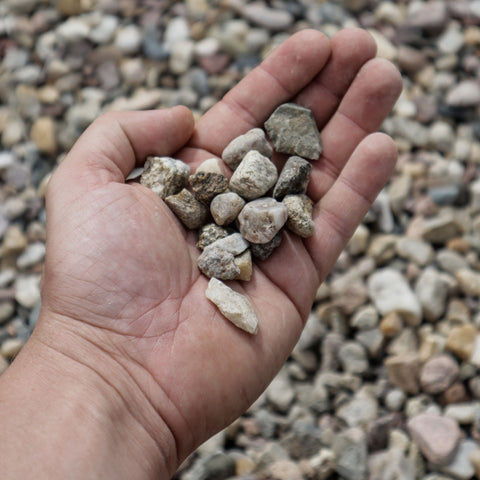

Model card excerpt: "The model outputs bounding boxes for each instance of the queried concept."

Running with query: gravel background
[1,1,480,479]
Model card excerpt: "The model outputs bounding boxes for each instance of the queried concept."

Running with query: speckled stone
[282,194,315,238]
[210,192,246,225]
[250,233,282,260]
[273,156,312,200]
[165,188,209,229]
[229,151,278,200]
[140,156,190,199]
[238,198,288,244]
[197,223,229,250]
[222,128,273,170]
[265,103,322,160]
[189,171,229,204]
[205,278,258,334]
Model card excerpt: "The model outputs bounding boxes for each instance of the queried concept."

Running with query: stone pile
[141,102,320,334]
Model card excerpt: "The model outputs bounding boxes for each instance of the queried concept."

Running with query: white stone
[368,268,422,326]
[446,80,480,107]
[14,275,41,309]
[440,440,478,480]
[56,18,90,42]
[196,158,223,175]
[89,15,119,44]
[195,37,220,57]
[164,17,190,50]
[469,334,480,367]
[396,237,434,266]
[115,25,142,55]
[205,278,258,334]
[16,242,46,269]
[205,233,249,256]
[414,267,448,321]
[170,40,195,75]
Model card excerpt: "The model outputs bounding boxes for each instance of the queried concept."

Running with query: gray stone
[446,80,480,108]
[140,156,190,199]
[420,355,459,395]
[396,237,434,266]
[356,328,385,358]
[238,198,287,244]
[407,413,461,466]
[205,233,249,256]
[222,128,273,170]
[350,305,379,330]
[273,156,312,200]
[210,192,245,226]
[385,353,420,394]
[282,194,315,238]
[229,151,278,200]
[205,278,258,334]
[189,171,229,205]
[165,189,209,230]
[385,389,406,412]
[440,439,478,479]
[280,421,323,460]
[436,249,469,275]
[338,341,369,375]
[197,224,229,250]
[16,242,46,270]
[414,267,448,322]
[456,268,480,297]
[337,390,378,428]
[266,369,295,413]
[236,1,294,30]
[332,428,368,480]
[0,301,14,324]
[250,233,282,260]
[264,103,322,160]
[421,214,465,244]
[369,447,416,480]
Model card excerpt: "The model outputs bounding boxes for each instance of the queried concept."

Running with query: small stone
[444,404,477,425]
[170,40,195,75]
[1,225,27,256]
[205,278,258,334]
[196,158,223,175]
[421,214,465,244]
[265,103,322,160]
[440,439,478,479]
[0,302,14,325]
[396,237,434,266]
[273,156,312,200]
[115,25,142,55]
[56,0,85,15]
[189,171,228,205]
[165,189,209,230]
[16,242,46,269]
[280,421,323,459]
[250,233,282,260]
[338,341,369,375]
[419,355,459,395]
[1,338,24,360]
[350,305,379,330]
[385,389,406,412]
[140,156,190,199]
[332,428,368,480]
[222,128,273,170]
[469,449,480,479]
[446,324,478,360]
[238,2,294,30]
[14,275,41,309]
[407,413,461,466]
[369,446,416,480]
[385,353,420,394]
[347,224,370,255]
[337,389,378,428]
[229,151,278,200]
[456,268,480,297]
[197,224,229,250]
[238,198,287,244]
[414,267,448,321]
[234,250,252,282]
[30,116,56,155]
[266,369,295,412]
[446,80,480,108]
[380,312,403,338]
[282,194,314,238]
[210,192,245,225]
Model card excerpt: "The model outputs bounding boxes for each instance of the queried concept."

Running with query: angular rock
[229,151,278,200]
[385,353,420,394]
[446,324,478,360]
[189,171,229,205]
[165,189,209,229]
[234,250,252,281]
[282,194,315,238]
[414,267,448,322]
[250,233,282,260]
[197,224,229,250]
[238,198,287,244]
[332,428,368,480]
[210,192,245,226]
[273,156,312,200]
[205,278,258,334]
[336,390,378,428]
[419,355,459,395]
[222,128,273,170]
[407,413,461,466]
[368,268,422,326]
[338,341,369,375]
[206,233,249,256]
[195,157,224,175]
[140,156,190,199]
[265,103,322,160]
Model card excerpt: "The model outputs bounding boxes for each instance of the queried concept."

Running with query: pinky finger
[306,132,398,280]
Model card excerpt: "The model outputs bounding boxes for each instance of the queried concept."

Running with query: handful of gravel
[140,103,321,334]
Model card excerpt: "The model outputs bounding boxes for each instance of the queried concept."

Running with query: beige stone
[446,324,477,360]
[31,117,57,155]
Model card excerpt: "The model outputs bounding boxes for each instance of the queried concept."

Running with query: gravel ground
[1,1,480,479]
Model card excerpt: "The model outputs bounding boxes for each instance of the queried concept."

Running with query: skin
[0,29,402,479]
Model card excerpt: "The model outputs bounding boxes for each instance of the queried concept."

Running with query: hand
[0,29,402,478]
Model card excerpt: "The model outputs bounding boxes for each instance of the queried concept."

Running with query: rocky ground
[1,0,480,478]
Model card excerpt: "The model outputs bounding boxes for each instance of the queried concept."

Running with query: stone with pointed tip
[282,194,315,238]
[273,156,312,200]
[210,192,246,226]
[165,188,209,229]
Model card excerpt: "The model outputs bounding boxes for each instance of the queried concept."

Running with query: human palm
[39,29,401,468]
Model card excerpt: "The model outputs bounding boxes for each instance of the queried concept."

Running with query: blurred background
[1,0,480,478]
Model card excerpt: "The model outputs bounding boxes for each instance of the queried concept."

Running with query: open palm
[38,29,401,470]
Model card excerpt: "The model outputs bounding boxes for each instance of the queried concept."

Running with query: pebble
[114,25,142,55]
[282,194,315,238]
[338,341,368,375]
[250,233,282,260]
[414,267,448,322]
[140,156,190,199]
[395,237,434,266]
[165,189,209,230]
[455,268,480,297]
[189,171,228,205]
[273,156,312,200]
[14,275,41,309]
[336,389,378,428]
[210,192,245,226]
[446,80,480,108]
[229,150,278,200]
[237,198,287,244]
[332,428,368,480]
[445,324,478,361]
[440,439,478,480]
[197,224,229,250]
[205,278,258,334]
[385,353,420,394]
[264,103,322,161]
[16,242,46,269]
[265,370,295,413]
[419,355,459,395]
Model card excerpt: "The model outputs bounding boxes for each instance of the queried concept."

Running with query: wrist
[0,310,177,479]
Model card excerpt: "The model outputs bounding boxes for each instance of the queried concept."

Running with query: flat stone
[205,278,258,334]
[250,233,282,260]
[197,223,229,250]
[16,242,46,270]
[210,192,245,225]
[282,194,314,238]
[238,198,288,244]
[421,214,465,244]
[407,413,461,466]
[273,156,312,200]
[229,151,278,200]
[385,353,420,394]
[140,156,190,199]
[222,128,273,170]
[265,103,322,160]
[395,237,434,266]
[419,355,459,394]
[189,171,228,205]
[368,268,422,326]
[205,233,249,256]
[446,80,480,108]
[165,189,209,230]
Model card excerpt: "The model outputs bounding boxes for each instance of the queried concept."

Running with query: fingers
[52,107,195,190]
[308,58,403,203]
[307,132,398,280]
[189,29,331,155]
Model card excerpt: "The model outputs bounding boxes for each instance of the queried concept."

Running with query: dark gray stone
[250,233,282,260]
[273,156,312,200]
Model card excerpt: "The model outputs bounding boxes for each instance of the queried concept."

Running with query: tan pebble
[439,382,468,405]
[447,237,470,254]
[235,456,255,475]
[31,117,57,155]
[445,323,478,360]
[380,312,403,338]
[1,338,24,360]
[234,250,252,281]
[1,225,27,256]
[385,353,420,394]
